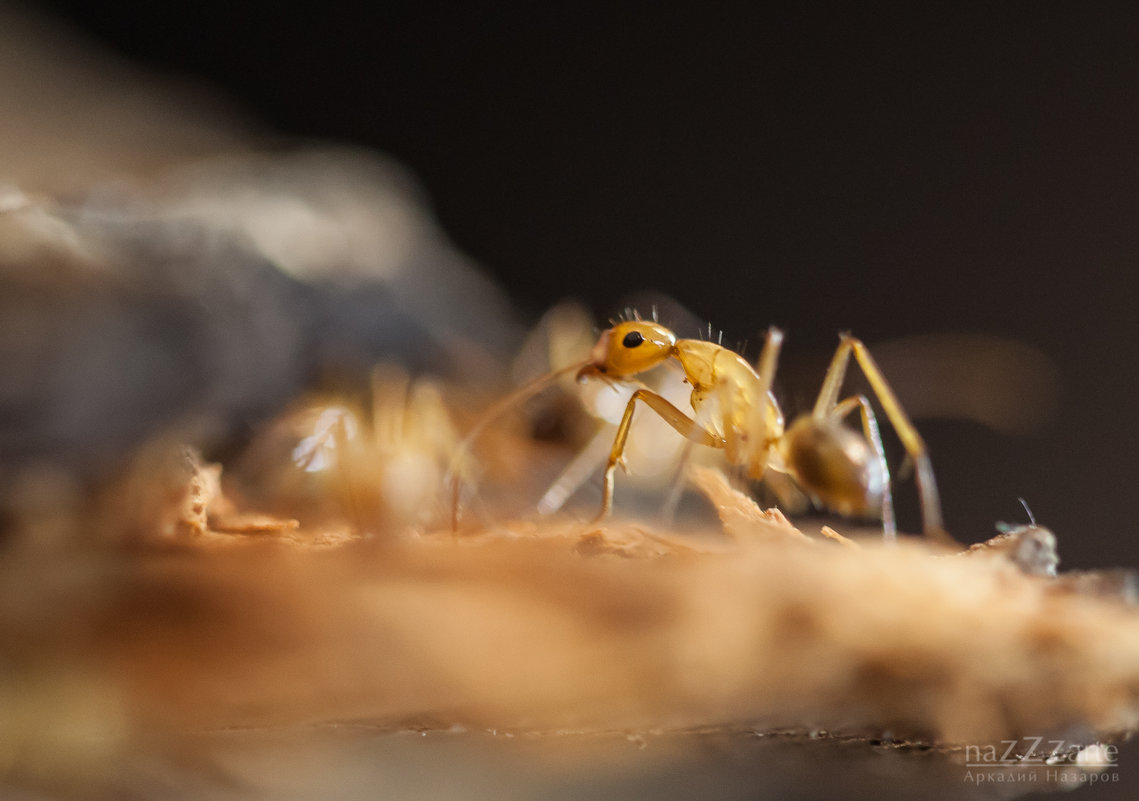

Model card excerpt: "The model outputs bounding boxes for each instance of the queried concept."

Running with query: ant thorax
[672,339,785,475]
[673,339,759,395]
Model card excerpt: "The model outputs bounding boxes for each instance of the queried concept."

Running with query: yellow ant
[451,316,951,544]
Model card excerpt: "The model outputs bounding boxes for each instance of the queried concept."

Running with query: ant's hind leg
[598,389,725,521]
[810,332,952,544]
[831,395,896,542]
[819,335,951,543]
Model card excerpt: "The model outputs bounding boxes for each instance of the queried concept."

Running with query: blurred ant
[452,313,950,543]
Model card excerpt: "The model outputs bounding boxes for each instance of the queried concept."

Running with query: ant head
[581,321,677,379]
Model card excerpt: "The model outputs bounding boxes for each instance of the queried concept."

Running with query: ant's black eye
[622,331,645,348]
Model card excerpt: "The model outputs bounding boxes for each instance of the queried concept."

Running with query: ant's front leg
[597,389,725,521]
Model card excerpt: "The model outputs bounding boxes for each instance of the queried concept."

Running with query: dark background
[26,2,1139,565]
[11,5,1139,799]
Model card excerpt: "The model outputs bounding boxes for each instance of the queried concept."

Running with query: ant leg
[755,327,784,399]
[658,439,694,523]
[817,335,951,543]
[660,394,724,522]
[812,336,854,418]
[450,359,590,531]
[831,395,896,542]
[598,389,725,521]
[537,424,613,515]
[738,327,785,477]
[844,337,948,541]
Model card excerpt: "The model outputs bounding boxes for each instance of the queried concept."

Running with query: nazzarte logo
[962,739,1119,787]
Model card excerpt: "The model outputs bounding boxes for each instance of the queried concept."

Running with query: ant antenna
[1017,497,1037,526]
[996,498,1038,535]
[449,359,591,531]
